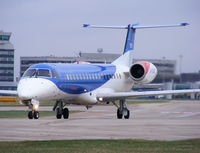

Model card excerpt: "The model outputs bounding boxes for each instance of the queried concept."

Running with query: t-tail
[83,23,189,67]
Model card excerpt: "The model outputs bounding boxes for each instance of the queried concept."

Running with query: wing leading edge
[96,89,200,102]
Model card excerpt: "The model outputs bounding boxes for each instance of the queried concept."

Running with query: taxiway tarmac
[0,100,200,141]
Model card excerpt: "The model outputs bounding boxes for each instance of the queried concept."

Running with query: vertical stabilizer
[112,24,136,66]
[123,24,136,53]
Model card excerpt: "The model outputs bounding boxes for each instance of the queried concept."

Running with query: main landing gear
[114,99,130,119]
[53,101,69,119]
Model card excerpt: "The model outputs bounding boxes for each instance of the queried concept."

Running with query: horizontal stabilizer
[83,24,127,29]
[83,23,189,30]
[132,23,189,29]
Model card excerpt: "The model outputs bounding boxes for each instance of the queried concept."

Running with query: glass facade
[0,49,14,81]
[0,31,14,82]
[0,35,10,41]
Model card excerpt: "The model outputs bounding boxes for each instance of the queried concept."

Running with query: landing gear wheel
[116,99,131,119]
[124,109,130,119]
[33,111,39,119]
[56,108,62,119]
[28,111,33,119]
[63,108,69,119]
[117,108,123,119]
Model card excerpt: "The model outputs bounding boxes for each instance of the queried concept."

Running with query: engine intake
[130,61,157,84]
[130,64,145,80]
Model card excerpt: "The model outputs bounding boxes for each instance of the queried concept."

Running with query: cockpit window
[23,69,53,78]
[51,69,59,78]
[37,69,51,77]
[23,69,37,77]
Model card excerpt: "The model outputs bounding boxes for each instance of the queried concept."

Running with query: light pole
[179,54,183,83]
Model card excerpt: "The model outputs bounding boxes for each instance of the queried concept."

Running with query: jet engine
[129,61,157,84]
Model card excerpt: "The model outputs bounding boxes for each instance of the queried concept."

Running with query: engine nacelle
[129,61,157,84]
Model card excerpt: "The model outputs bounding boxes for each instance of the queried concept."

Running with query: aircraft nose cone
[17,78,58,100]
[18,88,32,100]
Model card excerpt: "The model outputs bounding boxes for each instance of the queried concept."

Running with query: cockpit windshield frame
[23,69,37,77]
[22,68,56,78]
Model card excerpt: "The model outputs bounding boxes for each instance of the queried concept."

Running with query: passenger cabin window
[64,73,119,81]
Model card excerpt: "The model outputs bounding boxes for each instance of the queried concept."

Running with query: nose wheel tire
[28,111,39,119]
[28,111,33,119]
[33,111,39,119]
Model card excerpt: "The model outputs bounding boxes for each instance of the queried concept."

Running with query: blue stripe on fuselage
[27,63,116,94]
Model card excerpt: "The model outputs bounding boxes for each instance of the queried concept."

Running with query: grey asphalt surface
[0,100,200,141]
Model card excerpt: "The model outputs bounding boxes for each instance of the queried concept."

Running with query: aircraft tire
[33,111,39,119]
[117,108,123,119]
[63,108,69,119]
[56,108,62,119]
[124,109,130,119]
[28,111,33,119]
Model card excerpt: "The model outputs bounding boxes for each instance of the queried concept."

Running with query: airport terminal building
[0,31,16,90]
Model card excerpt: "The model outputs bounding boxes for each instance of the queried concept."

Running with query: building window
[0,35,10,41]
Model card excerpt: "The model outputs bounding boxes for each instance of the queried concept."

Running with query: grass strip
[0,139,200,153]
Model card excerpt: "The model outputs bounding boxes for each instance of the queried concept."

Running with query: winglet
[181,23,189,26]
[83,24,90,27]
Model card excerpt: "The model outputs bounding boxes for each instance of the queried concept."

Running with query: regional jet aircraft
[1,23,200,119]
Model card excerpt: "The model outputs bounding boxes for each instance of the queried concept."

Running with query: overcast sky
[1,0,200,76]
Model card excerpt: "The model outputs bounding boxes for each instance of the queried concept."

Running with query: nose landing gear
[28,110,39,119]
[27,99,40,119]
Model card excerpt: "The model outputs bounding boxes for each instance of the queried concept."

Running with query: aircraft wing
[0,90,18,96]
[96,89,200,102]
